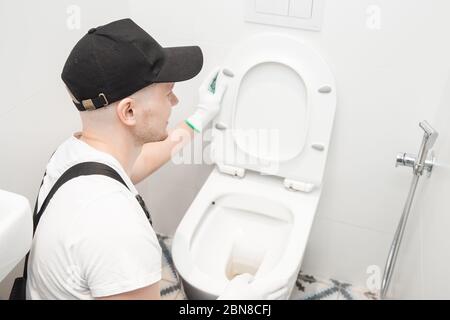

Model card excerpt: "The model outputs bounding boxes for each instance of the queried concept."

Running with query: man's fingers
[200,66,221,91]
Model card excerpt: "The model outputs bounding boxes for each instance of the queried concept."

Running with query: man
[26,18,287,300]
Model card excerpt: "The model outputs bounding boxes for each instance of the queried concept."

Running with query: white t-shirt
[26,134,162,300]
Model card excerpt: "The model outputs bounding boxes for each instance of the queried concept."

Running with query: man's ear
[116,97,136,126]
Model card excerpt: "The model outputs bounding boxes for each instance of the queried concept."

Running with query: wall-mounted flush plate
[245,0,325,31]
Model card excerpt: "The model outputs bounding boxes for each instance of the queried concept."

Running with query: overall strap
[23,161,152,278]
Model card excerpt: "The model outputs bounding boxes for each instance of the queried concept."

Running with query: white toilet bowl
[172,33,336,299]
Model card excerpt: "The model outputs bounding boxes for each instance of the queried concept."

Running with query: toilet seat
[211,32,336,189]
[172,33,336,299]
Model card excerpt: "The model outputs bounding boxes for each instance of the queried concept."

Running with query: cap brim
[154,46,203,83]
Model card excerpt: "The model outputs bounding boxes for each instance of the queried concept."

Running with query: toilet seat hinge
[217,164,245,178]
[283,178,315,192]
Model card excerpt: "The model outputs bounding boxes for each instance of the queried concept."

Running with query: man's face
[132,82,178,143]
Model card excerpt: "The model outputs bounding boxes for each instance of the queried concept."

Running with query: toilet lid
[211,33,336,187]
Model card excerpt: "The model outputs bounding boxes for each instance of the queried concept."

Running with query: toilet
[172,33,336,299]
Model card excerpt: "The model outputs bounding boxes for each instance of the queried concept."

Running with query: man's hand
[185,67,228,133]
[217,273,289,300]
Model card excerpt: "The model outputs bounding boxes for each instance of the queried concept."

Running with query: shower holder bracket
[395,150,435,178]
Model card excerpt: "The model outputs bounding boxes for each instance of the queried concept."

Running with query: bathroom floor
[157,234,379,300]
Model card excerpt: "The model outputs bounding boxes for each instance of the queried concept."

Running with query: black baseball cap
[61,18,203,111]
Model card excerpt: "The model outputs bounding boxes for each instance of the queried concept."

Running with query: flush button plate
[289,0,313,19]
[255,0,289,16]
[245,0,325,31]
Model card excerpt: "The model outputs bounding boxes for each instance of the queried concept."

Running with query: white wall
[1,0,450,299]
[389,75,450,299]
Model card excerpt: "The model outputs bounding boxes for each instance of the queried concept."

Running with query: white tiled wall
[389,75,450,299]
